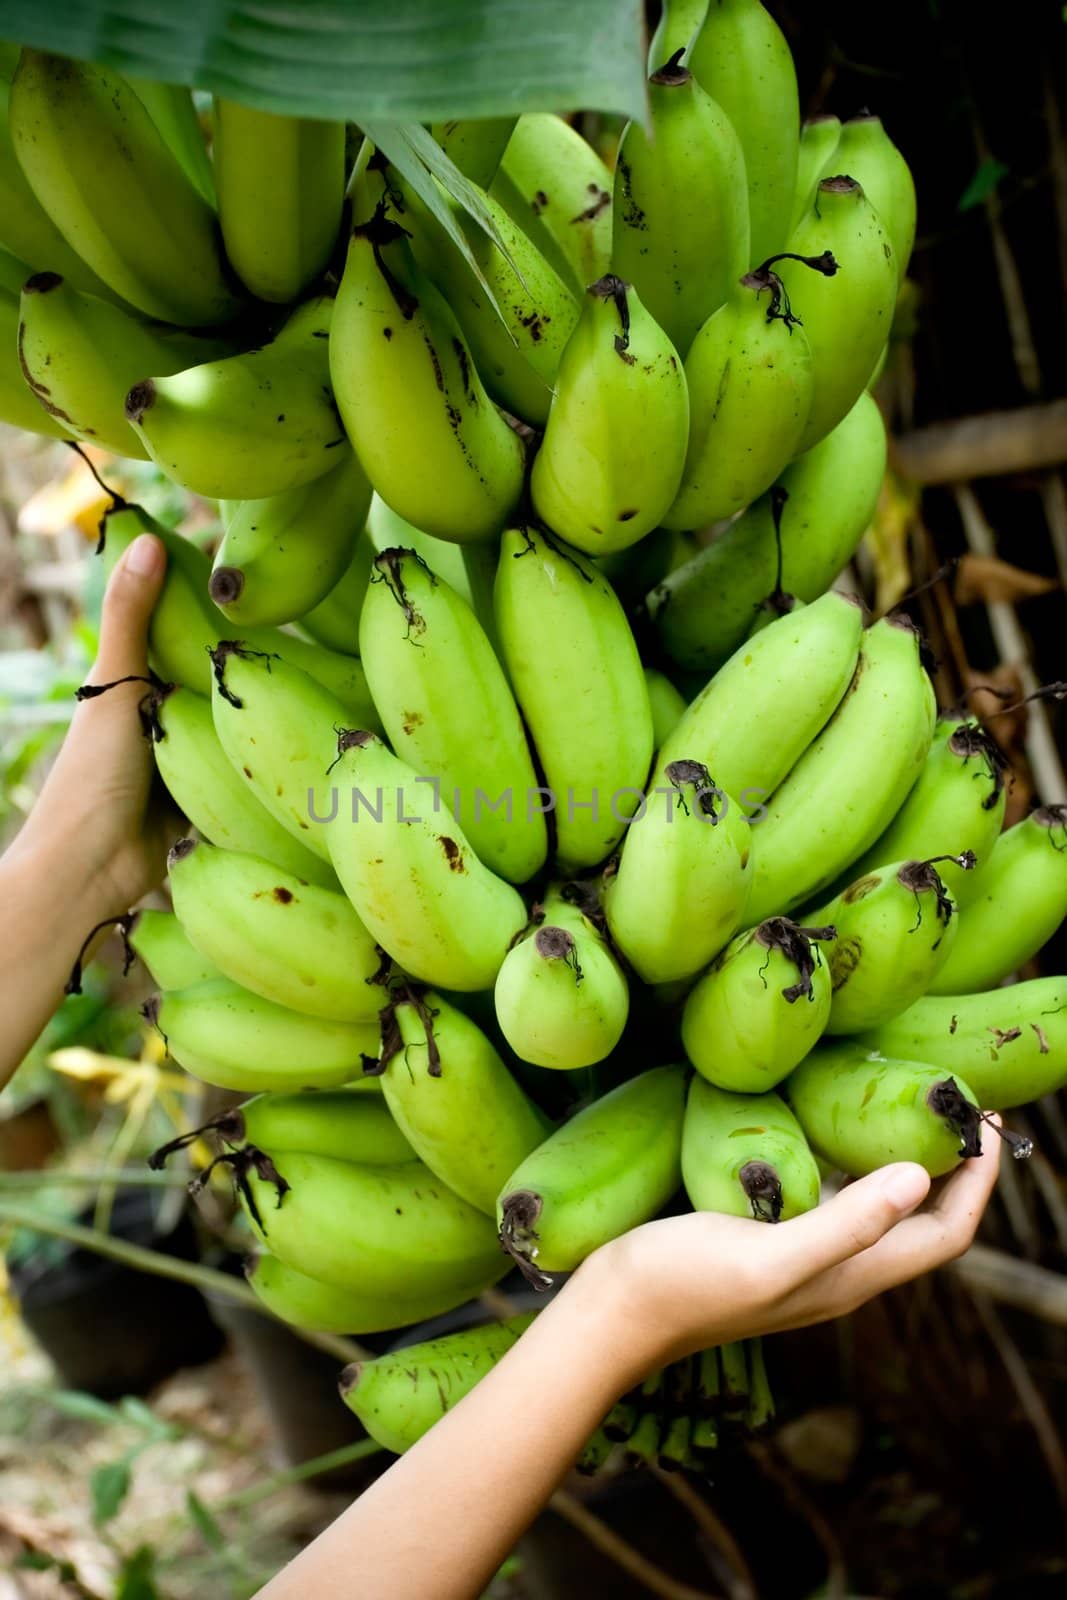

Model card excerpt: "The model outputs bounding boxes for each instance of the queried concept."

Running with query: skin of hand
[257,1139,1001,1600]
[0,533,171,1085]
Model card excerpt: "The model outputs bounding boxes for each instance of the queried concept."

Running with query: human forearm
[257,1254,652,1600]
[0,821,126,1088]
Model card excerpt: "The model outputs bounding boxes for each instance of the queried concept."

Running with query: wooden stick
[893,401,1067,485]
[949,1243,1067,1326]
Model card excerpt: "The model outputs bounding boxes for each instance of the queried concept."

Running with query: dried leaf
[867,471,920,614]
[955,552,1059,607]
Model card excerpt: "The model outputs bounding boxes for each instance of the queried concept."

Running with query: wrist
[553,1241,671,1393]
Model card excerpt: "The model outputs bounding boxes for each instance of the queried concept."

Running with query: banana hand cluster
[7,30,1059,1487]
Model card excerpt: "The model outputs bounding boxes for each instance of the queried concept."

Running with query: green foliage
[958,157,1009,211]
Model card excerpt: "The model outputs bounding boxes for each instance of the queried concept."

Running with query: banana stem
[744,1338,775,1433]
[213,1436,385,1511]
[0,1199,367,1365]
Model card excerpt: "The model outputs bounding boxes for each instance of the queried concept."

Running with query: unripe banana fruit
[682,918,835,1091]
[340,1316,535,1453]
[248,1252,499,1338]
[325,731,527,991]
[128,909,220,990]
[663,254,830,532]
[651,389,885,673]
[491,114,613,293]
[216,1091,413,1166]
[358,547,546,884]
[790,115,841,234]
[498,1065,687,1282]
[494,886,629,1069]
[928,807,1067,993]
[813,855,972,1034]
[329,204,523,544]
[494,525,653,873]
[779,177,897,451]
[126,296,347,500]
[854,979,1067,1110]
[380,990,549,1214]
[613,51,749,355]
[743,615,937,923]
[209,451,372,629]
[604,761,752,984]
[167,837,384,1022]
[785,1047,983,1178]
[530,274,688,554]
[682,1077,820,1222]
[820,113,916,284]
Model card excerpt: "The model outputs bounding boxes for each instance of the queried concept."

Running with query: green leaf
[50,1389,119,1427]
[186,1489,225,1551]
[958,157,1009,212]
[362,121,512,309]
[117,1395,178,1440]
[0,2,647,125]
[115,1546,162,1600]
[90,1458,131,1526]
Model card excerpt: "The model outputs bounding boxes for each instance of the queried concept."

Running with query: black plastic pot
[208,1288,374,1489]
[10,1187,224,1398]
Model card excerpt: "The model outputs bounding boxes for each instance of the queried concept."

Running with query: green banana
[821,113,916,284]
[854,979,1067,1110]
[681,918,835,1091]
[207,642,364,865]
[101,503,377,715]
[430,118,517,188]
[493,526,654,873]
[491,114,613,293]
[682,1077,821,1222]
[688,0,800,266]
[656,589,864,805]
[325,731,527,990]
[127,77,215,203]
[645,669,687,750]
[215,1090,413,1166]
[843,717,1008,900]
[213,99,346,302]
[742,615,937,923]
[928,807,1067,993]
[240,1150,505,1296]
[0,69,123,303]
[126,296,346,499]
[813,856,971,1034]
[17,272,231,456]
[247,1251,495,1337]
[293,530,375,655]
[209,450,372,628]
[128,908,220,989]
[790,115,841,234]
[497,1065,687,1282]
[365,492,475,603]
[358,547,546,884]
[662,255,829,532]
[650,389,886,672]
[784,1046,983,1177]
[166,837,383,1022]
[150,977,379,1092]
[379,989,549,1213]
[9,51,241,324]
[0,246,29,298]
[0,288,68,435]
[603,761,752,984]
[400,179,579,428]
[329,204,524,543]
[151,684,337,887]
[339,1316,535,1452]
[778,177,897,451]
[529,274,688,553]
[494,886,630,1069]
[648,0,711,65]
[613,51,749,355]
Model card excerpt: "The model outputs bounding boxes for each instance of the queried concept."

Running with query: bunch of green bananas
[2,13,1061,1479]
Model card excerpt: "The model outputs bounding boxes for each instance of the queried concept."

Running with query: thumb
[774,1163,931,1286]
[89,534,167,685]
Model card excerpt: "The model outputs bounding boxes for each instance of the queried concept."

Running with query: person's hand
[594,1132,1001,1370]
[12,532,173,915]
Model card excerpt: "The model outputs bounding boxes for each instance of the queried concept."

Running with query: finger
[767,1161,932,1289]
[776,1137,1002,1325]
[88,534,166,685]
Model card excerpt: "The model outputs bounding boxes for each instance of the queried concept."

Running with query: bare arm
[257,1143,1001,1600]
[0,533,170,1086]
